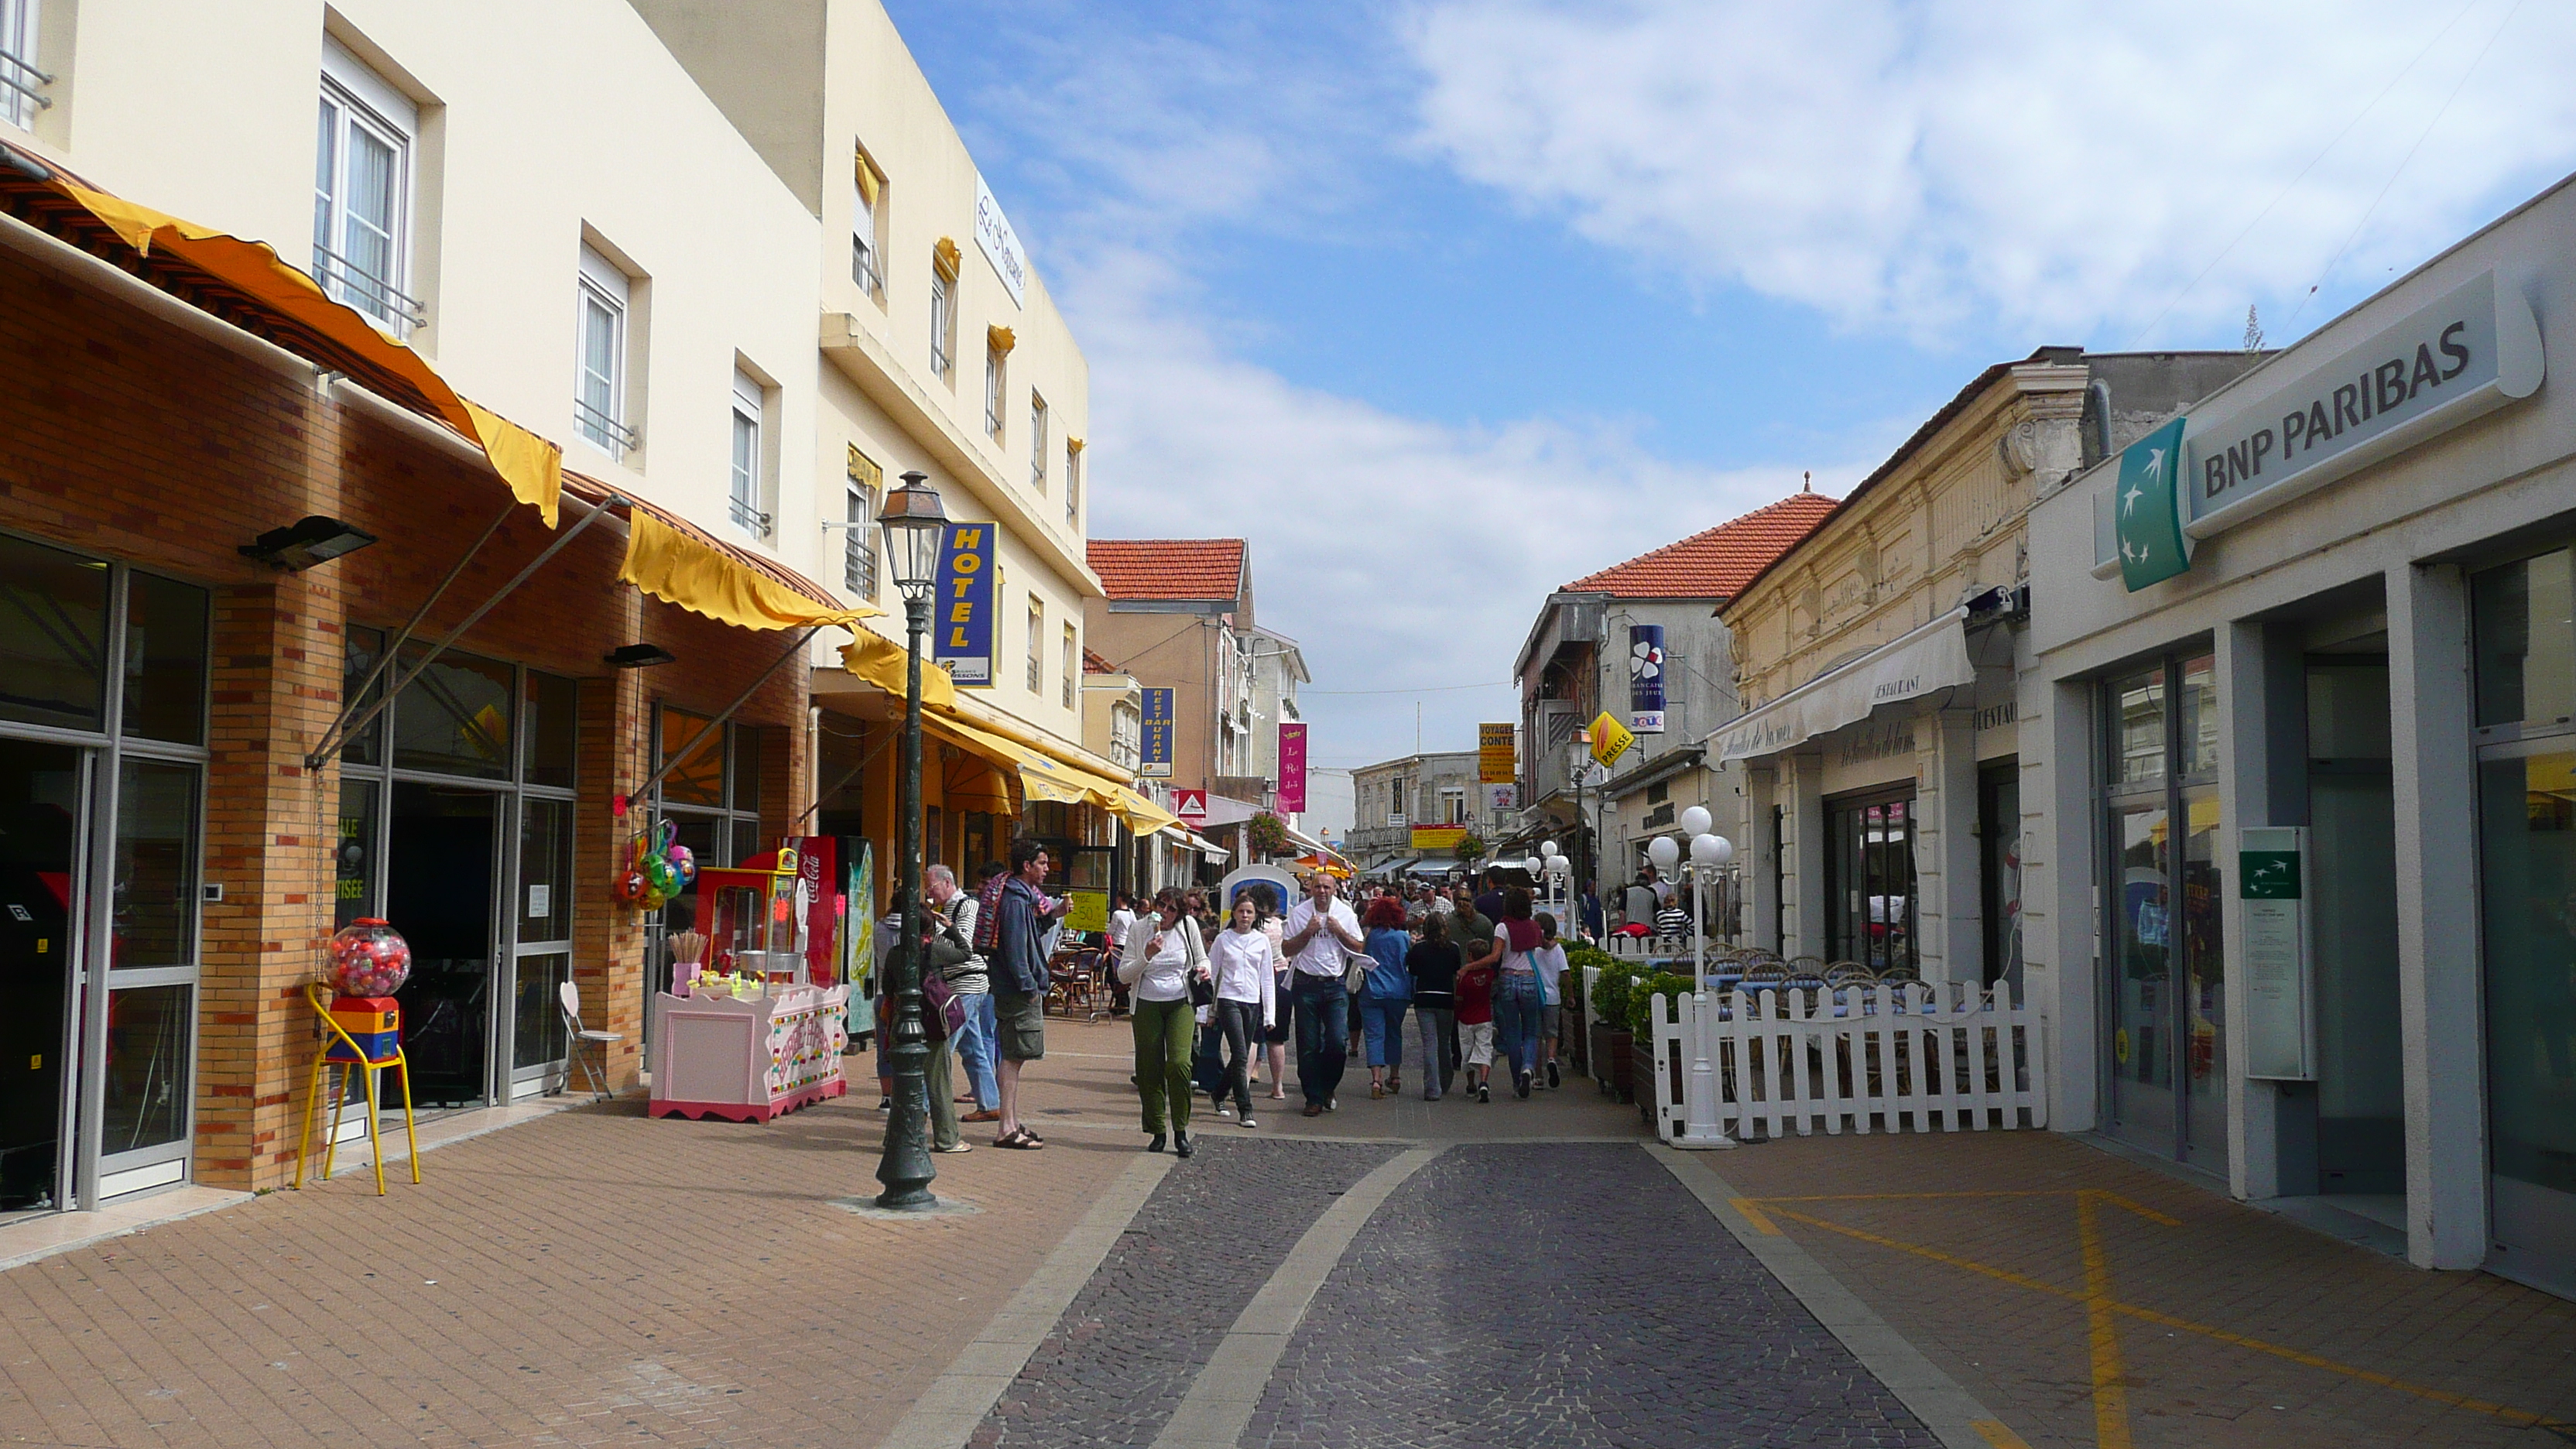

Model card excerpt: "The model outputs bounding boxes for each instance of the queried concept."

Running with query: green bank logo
[2115,416,2191,592]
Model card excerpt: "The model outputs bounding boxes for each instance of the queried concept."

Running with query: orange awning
[0,139,562,525]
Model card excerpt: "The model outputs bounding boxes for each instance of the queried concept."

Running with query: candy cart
[649,840,851,1121]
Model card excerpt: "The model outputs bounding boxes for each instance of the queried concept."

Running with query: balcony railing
[573,397,639,459]
[728,495,772,539]
[313,244,426,337]
[0,44,53,115]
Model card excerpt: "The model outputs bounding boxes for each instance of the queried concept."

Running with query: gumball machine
[293,919,421,1194]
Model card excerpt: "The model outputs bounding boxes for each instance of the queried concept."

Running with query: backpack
[972,874,1009,954]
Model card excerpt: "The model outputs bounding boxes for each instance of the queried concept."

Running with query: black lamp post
[873,470,950,1211]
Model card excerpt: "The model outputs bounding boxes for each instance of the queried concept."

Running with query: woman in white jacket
[1119,889,1209,1156]
[1207,895,1278,1128]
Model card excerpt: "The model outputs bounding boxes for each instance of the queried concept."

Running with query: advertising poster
[1276,722,1308,812]
[1478,722,1516,783]
[1067,888,1109,933]
[844,840,875,1039]
[1141,687,1174,777]
[934,522,995,684]
[1629,624,1667,733]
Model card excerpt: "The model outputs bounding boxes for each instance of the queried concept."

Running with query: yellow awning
[922,707,1139,818]
[40,173,564,527]
[841,628,957,709]
[618,511,879,632]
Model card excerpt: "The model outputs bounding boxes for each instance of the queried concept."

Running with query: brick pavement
[0,1019,1146,1449]
[1688,1131,2576,1449]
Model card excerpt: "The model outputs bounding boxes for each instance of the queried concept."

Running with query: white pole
[1676,841,1735,1149]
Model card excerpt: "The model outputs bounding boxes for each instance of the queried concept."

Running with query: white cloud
[1407,0,2576,343]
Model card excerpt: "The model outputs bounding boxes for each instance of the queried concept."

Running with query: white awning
[1712,607,1975,764]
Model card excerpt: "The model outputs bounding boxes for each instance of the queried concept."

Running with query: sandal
[995,1128,1045,1149]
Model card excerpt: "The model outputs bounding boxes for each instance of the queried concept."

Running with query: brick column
[195,572,343,1191]
[574,635,650,1088]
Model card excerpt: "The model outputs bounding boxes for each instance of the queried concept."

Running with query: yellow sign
[1478,723,1516,783]
[1066,888,1109,934]
[1588,711,1635,768]
[1410,825,1468,852]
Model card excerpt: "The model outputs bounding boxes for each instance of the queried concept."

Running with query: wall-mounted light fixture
[604,643,677,669]
[238,516,378,570]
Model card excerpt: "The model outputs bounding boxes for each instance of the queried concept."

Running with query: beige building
[1715,348,2258,988]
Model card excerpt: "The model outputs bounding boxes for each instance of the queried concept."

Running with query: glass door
[509,797,573,1098]
[1824,788,1917,974]
[2475,742,2576,1299]
[2109,801,2175,1146]
[0,739,84,1215]
[386,783,502,1107]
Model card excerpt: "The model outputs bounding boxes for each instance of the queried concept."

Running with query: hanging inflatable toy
[662,819,696,887]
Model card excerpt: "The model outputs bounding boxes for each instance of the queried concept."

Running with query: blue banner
[1140,687,1174,777]
[934,522,995,685]
[1628,623,1667,733]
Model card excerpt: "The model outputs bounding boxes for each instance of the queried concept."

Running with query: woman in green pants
[1118,889,1210,1156]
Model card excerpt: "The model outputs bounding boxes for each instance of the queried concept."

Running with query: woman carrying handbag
[1120,889,1211,1157]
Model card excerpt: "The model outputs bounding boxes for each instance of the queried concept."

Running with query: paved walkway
[3,1019,2571,1448]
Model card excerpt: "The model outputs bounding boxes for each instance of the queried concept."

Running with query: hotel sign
[975,174,1027,308]
[934,523,995,685]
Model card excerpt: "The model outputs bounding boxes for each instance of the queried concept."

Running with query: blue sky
[884,0,2576,776]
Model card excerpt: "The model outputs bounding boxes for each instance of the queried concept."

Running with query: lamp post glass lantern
[874,471,947,1209]
[1677,830,1735,1150]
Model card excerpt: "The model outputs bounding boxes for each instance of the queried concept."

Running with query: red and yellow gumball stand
[292,920,423,1194]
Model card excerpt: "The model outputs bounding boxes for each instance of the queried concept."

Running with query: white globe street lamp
[1680,805,1712,838]
[1675,829,1737,1152]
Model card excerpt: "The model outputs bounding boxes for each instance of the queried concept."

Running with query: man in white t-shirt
[1280,873,1363,1117]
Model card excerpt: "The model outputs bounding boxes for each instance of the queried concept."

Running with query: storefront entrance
[1824,787,1917,975]
[2102,655,2228,1174]
[2470,547,2576,1298]
[2305,656,2403,1196]
[0,738,77,1213]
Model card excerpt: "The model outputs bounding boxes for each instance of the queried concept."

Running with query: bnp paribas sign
[2101,269,2543,593]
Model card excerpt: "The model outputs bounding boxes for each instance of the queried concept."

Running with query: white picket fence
[1644,981,2047,1141]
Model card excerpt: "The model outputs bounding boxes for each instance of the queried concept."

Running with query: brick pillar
[195,572,342,1191]
[574,635,650,1088]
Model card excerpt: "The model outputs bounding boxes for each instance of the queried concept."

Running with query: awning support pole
[622,624,827,814]
[305,494,622,771]
[304,497,518,770]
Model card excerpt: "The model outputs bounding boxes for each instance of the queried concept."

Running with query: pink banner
[1276,722,1308,814]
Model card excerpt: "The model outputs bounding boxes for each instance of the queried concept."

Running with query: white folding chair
[558,980,623,1101]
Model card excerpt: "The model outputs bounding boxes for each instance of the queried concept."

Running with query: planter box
[1590,1023,1634,1102]
[1632,1036,1668,1128]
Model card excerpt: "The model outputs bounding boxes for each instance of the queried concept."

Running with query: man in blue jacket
[988,837,1064,1149]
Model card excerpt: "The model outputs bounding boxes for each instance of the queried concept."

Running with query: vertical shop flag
[934,523,995,683]
[1478,723,1516,783]
[1628,624,1667,733]
[1276,722,1308,812]
[2115,416,2193,593]
[1140,687,1175,777]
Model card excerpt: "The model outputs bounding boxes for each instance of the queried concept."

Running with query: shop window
[122,572,208,746]
[391,645,512,779]
[1824,788,1916,975]
[101,983,191,1156]
[523,670,577,790]
[110,758,199,969]
[334,775,378,928]
[574,243,635,460]
[314,38,423,336]
[2112,668,2167,789]
[2473,548,2576,731]
[340,625,386,766]
[659,707,724,807]
[0,530,108,732]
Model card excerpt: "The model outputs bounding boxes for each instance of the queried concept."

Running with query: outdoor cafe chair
[559,980,625,1101]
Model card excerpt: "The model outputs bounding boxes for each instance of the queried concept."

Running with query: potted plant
[1588,961,1646,1101]
[1452,831,1485,862]
[1248,811,1290,861]
[1628,971,1695,1126]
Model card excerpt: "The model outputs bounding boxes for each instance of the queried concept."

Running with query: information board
[2240,826,2314,1081]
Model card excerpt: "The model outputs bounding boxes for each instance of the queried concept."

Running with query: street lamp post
[874,471,949,1210]
[1675,804,1735,1150]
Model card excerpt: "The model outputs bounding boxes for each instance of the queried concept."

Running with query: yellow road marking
[1729,1197,1783,1235]
[1970,1421,2035,1449]
[2076,1191,2134,1449]
[1762,1204,2574,1436]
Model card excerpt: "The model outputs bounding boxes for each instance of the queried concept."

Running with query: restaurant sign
[1140,687,1174,777]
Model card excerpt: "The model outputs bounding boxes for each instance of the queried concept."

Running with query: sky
[882,0,2576,772]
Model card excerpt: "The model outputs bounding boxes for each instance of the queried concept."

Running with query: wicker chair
[1823,961,1877,988]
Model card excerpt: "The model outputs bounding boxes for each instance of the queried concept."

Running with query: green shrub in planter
[1627,971,1696,1036]
[1564,943,1619,975]
[1590,961,1647,1030]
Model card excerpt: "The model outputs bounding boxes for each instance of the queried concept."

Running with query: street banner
[1478,722,1515,783]
[1276,722,1308,812]
[1588,710,1636,769]
[1628,624,1667,733]
[1140,687,1174,777]
[1410,825,1468,852]
[1174,788,1208,823]
[933,522,995,684]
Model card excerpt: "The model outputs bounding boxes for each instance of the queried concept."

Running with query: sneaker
[877,1099,892,1112]
[1174,1132,1194,1160]
[1147,1133,1166,1153]
[1547,1061,1560,1089]
[1219,1103,1234,1117]
[1240,1115,1258,1129]
[1478,1082,1491,1103]
[1515,1071,1532,1099]
[1327,1097,1338,1112]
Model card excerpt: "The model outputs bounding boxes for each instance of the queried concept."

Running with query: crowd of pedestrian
[873,859,1591,1160]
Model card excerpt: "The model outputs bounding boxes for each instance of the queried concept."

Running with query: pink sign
[1276,723,1308,814]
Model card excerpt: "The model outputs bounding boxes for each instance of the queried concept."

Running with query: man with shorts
[988,838,1063,1149]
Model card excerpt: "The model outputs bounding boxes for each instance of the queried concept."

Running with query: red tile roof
[1561,491,1840,599]
[1081,646,1116,675]
[1088,538,1246,602]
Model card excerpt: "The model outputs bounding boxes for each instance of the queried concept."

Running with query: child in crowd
[1454,939,1498,1104]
